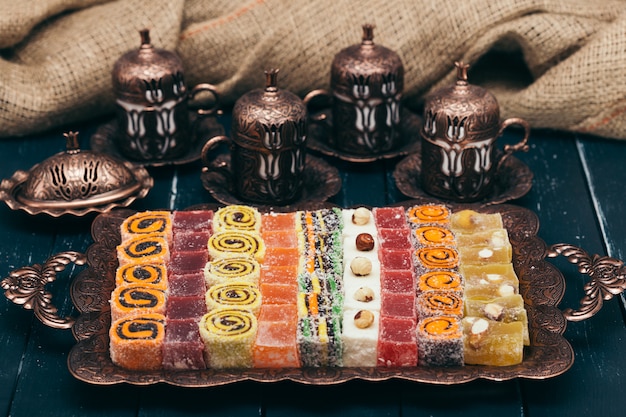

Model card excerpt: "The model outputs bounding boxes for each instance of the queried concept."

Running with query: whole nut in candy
[483,302,505,321]
[353,286,375,302]
[468,317,489,349]
[350,256,372,276]
[354,310,375,329]
[352,207,371,225]
[356,233,375,251]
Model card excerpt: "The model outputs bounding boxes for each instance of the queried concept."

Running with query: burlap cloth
[1,0,625,139]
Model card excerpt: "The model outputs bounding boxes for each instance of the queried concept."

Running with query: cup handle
[201,135,232,183]
[189,83,222,116]
[496,117,530,169]
[303,89,332,122]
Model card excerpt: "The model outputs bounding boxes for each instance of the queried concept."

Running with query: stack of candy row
[110,210,213,371]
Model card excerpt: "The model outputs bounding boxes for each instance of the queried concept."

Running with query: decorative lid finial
[455,61,470,85]
[63,131,80,154]
[264,68,279,92]
[139,29,151,49]
[362,24,375,45]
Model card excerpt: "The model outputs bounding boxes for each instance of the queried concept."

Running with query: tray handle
[547,243,626,322]
[1,251,86,329]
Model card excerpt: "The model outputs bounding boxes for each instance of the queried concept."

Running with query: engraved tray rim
[67,199,573,386]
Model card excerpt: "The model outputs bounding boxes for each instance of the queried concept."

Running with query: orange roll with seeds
[117,233,170,266]
[109,313,165,371]
[416,316,464,366]
[110,284,167,322]
[115,263,168,289]
[120,211,172,241]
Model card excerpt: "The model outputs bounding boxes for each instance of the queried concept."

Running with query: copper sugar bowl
[420,61,530,202]
[112,29,218,161]
[202,69,307,205]
[328,24,404,155]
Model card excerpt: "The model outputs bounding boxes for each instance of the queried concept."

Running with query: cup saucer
[393,151,533,206]
[200,154,341,212]
[90,113,225,168]
[307,108,422,163]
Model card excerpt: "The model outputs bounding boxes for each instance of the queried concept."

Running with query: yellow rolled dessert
[207,231,265,262]
[109,313,165,371]
[204,257,261,287]
[199,308,258,368]
[205,282,262,315]
[213,205,261,233]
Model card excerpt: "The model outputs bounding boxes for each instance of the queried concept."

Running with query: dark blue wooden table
[1,114,625,417]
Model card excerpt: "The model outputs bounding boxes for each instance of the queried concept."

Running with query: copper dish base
[4,200,607,386]
[307,108,422,163]
[393,152,533,205]
[200,154,341,211]
[90,114,225,167]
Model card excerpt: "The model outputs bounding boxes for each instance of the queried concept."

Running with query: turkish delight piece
[171,231,210,252]
[462,317,524,366]
[162,318,206,370]
[261,230,299,248]
[455,228,511,249]
[450,209,503,234]
[168,271,206,297]
[253,320,299,368]
[213,205,261,233]
[457,245,512,265]
[167,295,207,320]
[373,206,408,229]
[381,269,415,293]
[110,313,165,371]
[260,265,298,285]
[169,250,208,274]
[464,294,529,345]
[121,211,172,242]
[261,211,296,231]
[110,284,167,322]
[415,291,463,318]
[342,309,380,367]
[412,225,456,247]
[416,270,463,293]
[406,204,451,226]
[377,316,418,367]
[297,315,343,367]
[259,283,298,305]
[172,210,213,232]
[205,257,261,287]
[416,316,464,366]
[115,262,168,289]
[259,304,298,324]
[461,263,520,300]
[379,249,414,270]
[342,208,377,237]
[205,282,262,315]
[381,292,417,319]
[199,308,258,368]
[377,228,412,250]
[264,247,300,267]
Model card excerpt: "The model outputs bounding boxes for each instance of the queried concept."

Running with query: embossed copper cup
[201,69,307,205]
[420,61,530,202]
[112,29,220,161]
[304,24,404,155]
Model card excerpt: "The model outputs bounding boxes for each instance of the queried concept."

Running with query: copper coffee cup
[304,24,404,155]
[201,69,307,205]
[112,29,220,161]
[420,62,530,202]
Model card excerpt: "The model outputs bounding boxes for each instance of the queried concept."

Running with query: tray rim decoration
[55,199,576,386]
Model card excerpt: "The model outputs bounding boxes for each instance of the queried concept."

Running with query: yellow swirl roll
[204,257,261,287]
[213,205,261,232]
[109,313,165,370]
[207,231,265,261]
[199,308,258,368]
[205,282,262,315]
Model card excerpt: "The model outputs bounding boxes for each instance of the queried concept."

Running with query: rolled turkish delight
[205,282,262,315]
[417,270,463,293]
[416,316,464,366]
[406,204,450,227]
[110,284,167,322]
[212,205,261,232]
[115,262,168,289]
[109,313,165,371]
[207,230,265,261]
[199,308,258,368]
[416,291,463,318]
[204,257,261,287]
[120,210,172,242]
[117,233,170,266]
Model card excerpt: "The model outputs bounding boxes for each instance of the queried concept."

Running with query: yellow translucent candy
[464,294,529,345]
[460,264,520,300]
[462,317,524,366]
[454,228,511,249]
[450,210,503,234]
[457,245,512,265]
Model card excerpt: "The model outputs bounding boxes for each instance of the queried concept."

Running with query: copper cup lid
[0,132,153,216]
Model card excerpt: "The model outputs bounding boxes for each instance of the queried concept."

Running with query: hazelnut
[354,310,375,329]
[350,257,372,276]
[352,207,371,225]
[355,233,375,251]
[353,286,375,302]
[483,303,505,321]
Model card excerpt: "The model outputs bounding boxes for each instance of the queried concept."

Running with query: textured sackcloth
[1,0,626,139]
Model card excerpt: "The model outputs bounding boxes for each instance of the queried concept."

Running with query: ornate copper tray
[3,200,626,386]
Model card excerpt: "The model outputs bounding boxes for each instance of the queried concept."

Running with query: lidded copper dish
[328,23,404,155]
[420,61,530,202]
[0,132,153,216]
